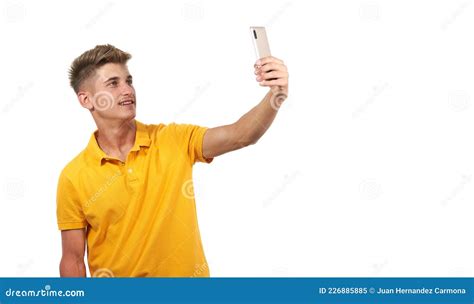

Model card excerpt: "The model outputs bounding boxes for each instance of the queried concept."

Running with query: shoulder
[58,149,88,184]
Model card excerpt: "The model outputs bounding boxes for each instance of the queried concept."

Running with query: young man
[57,44,289,277]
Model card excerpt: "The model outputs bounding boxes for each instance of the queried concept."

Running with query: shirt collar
[86,120,151,166]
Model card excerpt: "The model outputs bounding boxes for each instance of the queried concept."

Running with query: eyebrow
[103,75,133,84]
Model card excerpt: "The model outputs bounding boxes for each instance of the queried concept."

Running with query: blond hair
[68,44,131,93]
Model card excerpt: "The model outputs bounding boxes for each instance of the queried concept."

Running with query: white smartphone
[250,26,271,59]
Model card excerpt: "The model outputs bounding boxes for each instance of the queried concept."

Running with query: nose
[121,82,134,96]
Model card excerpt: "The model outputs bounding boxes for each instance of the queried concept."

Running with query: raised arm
[203,56,289,158]
[60,228,87,277]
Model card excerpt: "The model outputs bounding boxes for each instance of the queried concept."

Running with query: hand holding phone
[250,26,289,108]
[250,26,277,81]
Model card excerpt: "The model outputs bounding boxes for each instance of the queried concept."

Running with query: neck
[95,118,136,161]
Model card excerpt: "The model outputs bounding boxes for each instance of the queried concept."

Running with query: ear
[77,91,94,111]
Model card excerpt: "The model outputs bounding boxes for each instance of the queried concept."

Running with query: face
[78,63,136,123]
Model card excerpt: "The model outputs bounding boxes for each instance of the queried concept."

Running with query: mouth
[118,99,135,106]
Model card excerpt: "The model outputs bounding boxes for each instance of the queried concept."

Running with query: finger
[255,56,284,67]
[258,63,287,73]
[259,78,288,87]
[256,70,288,81]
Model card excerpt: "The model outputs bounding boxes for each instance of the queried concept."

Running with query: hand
[254,56,289,100]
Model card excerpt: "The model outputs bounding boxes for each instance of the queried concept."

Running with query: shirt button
[128,168,133,174]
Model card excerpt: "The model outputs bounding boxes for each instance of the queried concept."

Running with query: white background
[0,0,473,277]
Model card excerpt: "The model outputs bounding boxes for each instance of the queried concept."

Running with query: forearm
[233,89,283,145]
[202,56,289,157]
[60,256,86,277]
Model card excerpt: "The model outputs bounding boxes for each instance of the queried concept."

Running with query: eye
[127,79,133,85]
[108,80,118,87]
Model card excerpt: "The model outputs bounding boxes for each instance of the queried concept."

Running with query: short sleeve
[173,124,214,164]
[56,171,87,230]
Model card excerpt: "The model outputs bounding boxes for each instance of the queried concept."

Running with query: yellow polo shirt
[56,120,213,277]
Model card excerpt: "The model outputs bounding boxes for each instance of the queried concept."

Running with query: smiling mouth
[119,100,135,106]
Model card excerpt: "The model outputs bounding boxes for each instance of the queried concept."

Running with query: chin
[96,106,136,122]
[123,112,136,121]
[118,107,136,119]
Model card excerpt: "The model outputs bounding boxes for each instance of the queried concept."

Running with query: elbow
[247,133,262,146]
[245,133,261,147]
[248,138,259,146]
[237,136,258,148]
[232,123,260,148]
